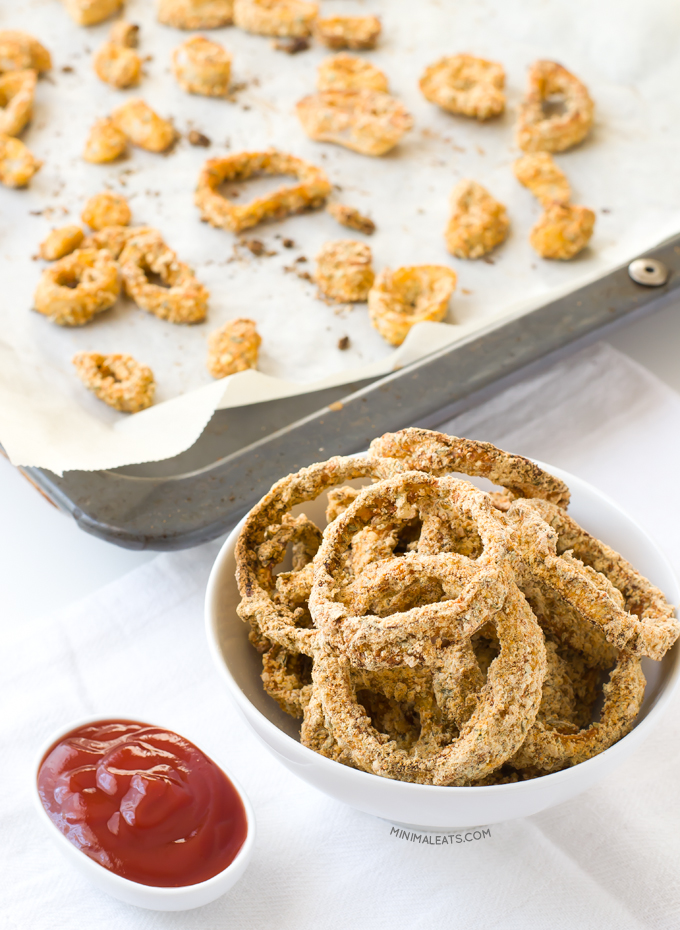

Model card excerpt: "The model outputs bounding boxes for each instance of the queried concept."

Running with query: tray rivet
[628,257,669,287]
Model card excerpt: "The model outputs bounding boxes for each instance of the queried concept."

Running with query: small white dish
[205,461,680,830]
[33,715,256,911]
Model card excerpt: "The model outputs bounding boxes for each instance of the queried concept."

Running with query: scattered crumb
[61,65,74,74]
[295,255,307,263]
[338,335,350,350]
[327,202,375,235]
[282,238,295,248]
[328,401,343,411]
[273,37,310,54]
[461,288,473,295]
[601,207,611,214]
[188,130,211,147]
[241,238,276,257]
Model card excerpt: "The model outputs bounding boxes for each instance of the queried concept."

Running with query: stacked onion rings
[235,429,678,786]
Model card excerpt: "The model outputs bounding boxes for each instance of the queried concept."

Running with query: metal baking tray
[19,234,679,550]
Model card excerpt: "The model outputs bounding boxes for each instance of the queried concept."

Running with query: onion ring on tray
[172,35,232,97]
[34,248,120,326]
[81,191,131,231]
[516,60,594,154]
[419,54,505,121]
[529,202,595,260]
[314,239,374,302]
[72,351,155,413]
[367,265,456,346]
[118,230,208,323]
[82,117,127,164]
[369,428,571,507]
[513,152,571,206]
[0,31,51,74]
[0,69,37,138]
[233,0,318,38]
[0,133,41,187]
[195,149,331,233]
[505,498,679,659]
[317,54,388,93]
[296,89,412,156]
[82,224,155,259]
[158,0,234,29]
[445,179,509,260]
[314,16,381,51]
[39,225,84,261]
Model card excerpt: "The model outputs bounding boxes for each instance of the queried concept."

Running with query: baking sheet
[1,0,679,473]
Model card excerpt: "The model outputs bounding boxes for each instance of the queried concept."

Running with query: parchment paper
[1,0,679,473]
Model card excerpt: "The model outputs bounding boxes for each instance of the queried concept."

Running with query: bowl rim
[32,713,256,899]
[205,458,680,796]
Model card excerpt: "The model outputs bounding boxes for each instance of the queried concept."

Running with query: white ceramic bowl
[33,715,256,911]
[206,462,680,830]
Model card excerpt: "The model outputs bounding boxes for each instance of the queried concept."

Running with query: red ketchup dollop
[37,719,248,887]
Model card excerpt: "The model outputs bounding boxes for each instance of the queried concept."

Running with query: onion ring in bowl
[505,498,679,659]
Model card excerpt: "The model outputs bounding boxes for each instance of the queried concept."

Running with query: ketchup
[37,720,248,887]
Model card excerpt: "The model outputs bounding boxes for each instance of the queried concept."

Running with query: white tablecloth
[3,342,680,929]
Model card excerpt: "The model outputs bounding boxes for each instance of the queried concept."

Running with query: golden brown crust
[367,265,456,346]
[233,0,318,37]
[72,352,155,413]
[119,230,208,323]
[530,202,595,260]
[83,117,127,163]
[34,248,120,326]
[236,456,393,656]
[315,239,374,302]
[511,651,646,774]
[0,134,41,187]
[195,149,331,233]
[236,431,674,785]
[369,428,571,507]
[81,191,131,231]
[93,41,141,89]
[297,89,412,156]
[0,31,51,74]
[420,54,505,120]
[506,498,679,660]
[513,152,571,206]
[111,99,176,153]
[0,70,37,137]
[82,224,155,258]
[206,317,261,377]
[39,226,85,261]
[314,16,381,51]
[172,35,232,97]
[64,0,123,26]
[158,0,234,28]
[317,53,388,93]
[109,21,139,47]
[445,179,509,259]
[517,60,594,153]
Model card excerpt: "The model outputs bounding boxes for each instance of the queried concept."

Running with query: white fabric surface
[3,341,680,930]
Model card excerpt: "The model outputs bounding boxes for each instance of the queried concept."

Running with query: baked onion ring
[118,230,208,324]
[34,248,120,326]
[195,149,331,233]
